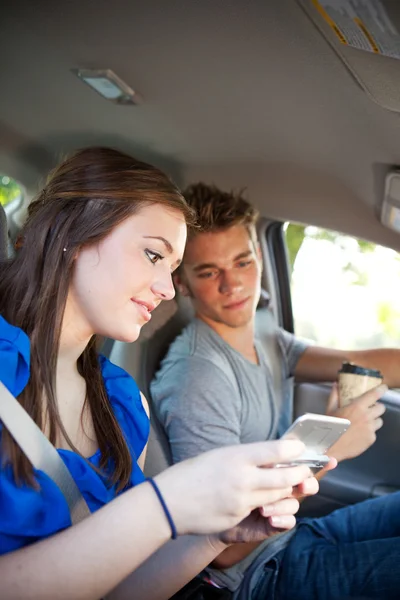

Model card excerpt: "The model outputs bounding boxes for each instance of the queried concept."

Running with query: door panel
[294,382,400,517]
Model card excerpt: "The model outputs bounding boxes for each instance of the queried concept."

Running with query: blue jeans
[251,491,400,599]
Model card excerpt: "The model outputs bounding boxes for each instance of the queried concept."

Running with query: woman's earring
[63,247,67,253]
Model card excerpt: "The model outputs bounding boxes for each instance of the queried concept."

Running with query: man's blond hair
[182,183,259,240]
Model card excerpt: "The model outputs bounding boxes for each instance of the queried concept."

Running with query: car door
[260,218,400,517]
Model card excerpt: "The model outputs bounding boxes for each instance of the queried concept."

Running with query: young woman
[0,147,317,600]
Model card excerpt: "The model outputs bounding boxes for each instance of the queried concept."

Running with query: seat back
[109,296,194,477]
[0,204,8,260]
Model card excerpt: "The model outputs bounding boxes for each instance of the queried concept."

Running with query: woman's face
[67,204,187,343]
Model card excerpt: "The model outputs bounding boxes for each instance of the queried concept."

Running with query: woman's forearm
[0,440,316,599]
[0,482,171,600]
[109,534,227,600]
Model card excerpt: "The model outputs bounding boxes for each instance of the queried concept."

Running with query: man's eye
[198,271,214,279]
[237,260,252,268]
[145,249,163,264]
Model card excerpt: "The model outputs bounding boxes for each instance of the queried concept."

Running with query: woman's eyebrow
[143,236,173,254]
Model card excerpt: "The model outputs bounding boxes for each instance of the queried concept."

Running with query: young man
[151,183,400,600]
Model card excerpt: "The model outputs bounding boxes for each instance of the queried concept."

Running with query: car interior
[1,0,400,525]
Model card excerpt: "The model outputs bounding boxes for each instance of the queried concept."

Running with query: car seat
[108,294,195,476]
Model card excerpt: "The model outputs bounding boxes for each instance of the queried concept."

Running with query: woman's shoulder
[99,354,149,456]
[0,315,30,396]
[99,354,141,405]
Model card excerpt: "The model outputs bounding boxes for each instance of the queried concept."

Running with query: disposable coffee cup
[338,362,383,407]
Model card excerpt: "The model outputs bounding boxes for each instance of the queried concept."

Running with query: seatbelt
[255,308,284,401]
[255,308,294,434]
[0,381,90,524]
[101,337,115,358]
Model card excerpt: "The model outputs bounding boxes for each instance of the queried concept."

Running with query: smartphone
[276,413,350,474]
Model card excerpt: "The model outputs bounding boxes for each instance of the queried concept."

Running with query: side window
[284,223,400,349]
[0,175,23,211]
[0,175,24,257]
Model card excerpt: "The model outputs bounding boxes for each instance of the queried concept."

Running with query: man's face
[177,224,262,329]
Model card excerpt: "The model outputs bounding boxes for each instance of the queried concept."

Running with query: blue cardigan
[0,315,149,554]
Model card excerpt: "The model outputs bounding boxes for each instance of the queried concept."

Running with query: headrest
[137,294,194,399]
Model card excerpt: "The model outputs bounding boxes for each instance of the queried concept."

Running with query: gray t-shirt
[151,316,309,592]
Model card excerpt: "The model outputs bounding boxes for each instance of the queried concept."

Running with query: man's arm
[294,345,389,463]
[294,345,400,387]
[280,336,390,504]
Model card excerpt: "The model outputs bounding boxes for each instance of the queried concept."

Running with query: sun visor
[297,0,400,113]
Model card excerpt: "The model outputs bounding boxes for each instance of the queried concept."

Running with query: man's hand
[208,456,321,569]
[217,491,304,545]
[218,472,320,545]
[218,503,293,545]
[326,382,387,463]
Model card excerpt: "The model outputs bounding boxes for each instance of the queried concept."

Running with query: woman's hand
[154,439,314,538]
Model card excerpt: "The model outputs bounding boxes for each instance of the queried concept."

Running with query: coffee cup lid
[338,362,382,378]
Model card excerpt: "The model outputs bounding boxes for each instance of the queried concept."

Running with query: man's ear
[173,271,191,297]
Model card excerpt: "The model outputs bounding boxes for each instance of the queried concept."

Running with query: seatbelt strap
[0,381,91,524]
[255,307,295,434]
[101,337,115,358]
[255,308,284,401]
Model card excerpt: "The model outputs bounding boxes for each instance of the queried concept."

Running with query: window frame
[258,218,294,332]
[274,219,400,351]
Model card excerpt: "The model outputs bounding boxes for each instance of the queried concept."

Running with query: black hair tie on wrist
[146,477,178,540]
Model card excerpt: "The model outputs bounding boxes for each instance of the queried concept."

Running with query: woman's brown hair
[0,146,194,491]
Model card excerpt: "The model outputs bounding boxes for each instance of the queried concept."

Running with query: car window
[0,175,23,211]
[284,222,400,349]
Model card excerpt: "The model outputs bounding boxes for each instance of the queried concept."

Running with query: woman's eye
[145,249,163,264]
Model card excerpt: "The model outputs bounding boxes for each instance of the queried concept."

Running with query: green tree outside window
[0,176,22,207]
[284,222,400,351]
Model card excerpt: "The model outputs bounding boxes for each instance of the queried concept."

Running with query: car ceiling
[2,0,400,249]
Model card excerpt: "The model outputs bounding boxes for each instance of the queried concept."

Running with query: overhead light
[71,68,141,105]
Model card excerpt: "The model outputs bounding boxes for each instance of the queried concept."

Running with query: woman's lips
[131,299,152,322]
[223,297,251,310]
